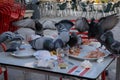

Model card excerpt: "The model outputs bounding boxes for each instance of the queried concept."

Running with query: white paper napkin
[81,60,92,68]
[33,50,57,60]
[35,60,54,69]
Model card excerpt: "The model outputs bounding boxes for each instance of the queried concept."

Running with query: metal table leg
[45,75,50,80]
[116,56,120,80]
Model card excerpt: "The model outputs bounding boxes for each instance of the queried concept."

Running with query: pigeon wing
[98,14,119,31]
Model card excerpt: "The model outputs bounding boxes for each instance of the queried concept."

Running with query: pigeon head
[100,31,114,44]
[53,39,64,50]
[67,32,78,47]
[35,20,43,36]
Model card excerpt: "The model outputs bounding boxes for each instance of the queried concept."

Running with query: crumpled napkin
[34,60,54,69]
[33,50,57,60]
[81,60,92,68]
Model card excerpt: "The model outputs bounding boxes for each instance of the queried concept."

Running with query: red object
[59,77,62,80]
[4,68,8,80]
[101,71,106,80]
[0,43,7,51]
[0,0,14,3]
[67,66,78,74]
[79,68,90,76]
[0,42,8,80]
[59,66,78,80]
[0,68,2,74]
[0,1,25,34]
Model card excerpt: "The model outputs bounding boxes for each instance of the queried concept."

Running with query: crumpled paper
[81,60,92,68]
[33,50,57,60]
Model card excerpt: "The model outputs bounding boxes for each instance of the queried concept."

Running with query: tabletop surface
[0,51,115,80]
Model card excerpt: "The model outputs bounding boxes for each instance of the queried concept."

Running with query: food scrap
[85,50,105,58]
[69,47,80,56]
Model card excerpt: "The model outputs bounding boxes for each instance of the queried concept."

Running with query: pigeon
[55,19,74,33]
[12,18,44,35]
[74,14,120,54]
[29,36,65,51]
[29,36,54,51]
[0,31,24,44]
[53,39,64,49]
[55,19,74,43]
[75,17,89,32]
[100,31,120,54]
[67,32,82,47]
[55,19,83,48]
[41,20,56,30]
[91,14,120,54]
[74,14,119,39]
[111,41,120,54]
[88,14,119,44]
[0,31,15,44]
[0,31,24,52]
[12,18,35,29]
[34,20,43,36]
[87,18,105,39]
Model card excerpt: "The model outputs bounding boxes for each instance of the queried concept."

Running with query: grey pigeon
[13,19,43,36]
[41,20,56,30]
[12,18,35,29]
[74,14,119,39]
[89,14,119,38]
[55,20,74,33]
[34,20,43,36]
[74,14,120,54]
[29,36,54,51]
[100,31,120,54]
[67,32,82,47]
[53,39,64,49]
[0,31,24,52]
[0,31,15,44]
[75,17,89,32]
[55,20,74,45]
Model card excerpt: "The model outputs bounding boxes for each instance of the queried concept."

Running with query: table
[0,51,115,80]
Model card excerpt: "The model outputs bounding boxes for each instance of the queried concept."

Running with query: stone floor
[0,13,120,80]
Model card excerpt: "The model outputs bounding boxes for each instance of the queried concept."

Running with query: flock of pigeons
[75,14,120,54]
[0,14,120,54]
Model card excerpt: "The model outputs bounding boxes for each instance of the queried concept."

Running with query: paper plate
[69,45,111,60]
[11,49,34,58]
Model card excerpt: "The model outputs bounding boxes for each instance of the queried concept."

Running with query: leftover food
[69,47,80,56]
[85,50,105,58]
